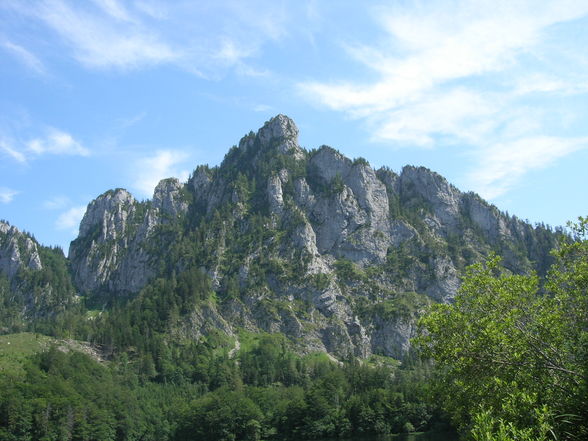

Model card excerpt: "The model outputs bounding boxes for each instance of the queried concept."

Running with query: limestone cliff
[0,220,76,328]
[0,221,43,279]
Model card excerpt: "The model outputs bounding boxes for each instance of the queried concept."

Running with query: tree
[176,390,263,441]
[416,218,588,441]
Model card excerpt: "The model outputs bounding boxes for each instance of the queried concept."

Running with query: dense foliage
[0,344,191,441]
[417,218,588,441]
[0,332,449,441]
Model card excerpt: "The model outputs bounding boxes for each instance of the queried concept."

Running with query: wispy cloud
[32,0,178,70]
[301,1,588,114]
[253,104,273,112]
[1,40,46,75]
[470,136,588,199]
[27,128,90,156]
[1,127,89,162]
[5,0,294,76]
[215,38,255,66]
[43,195,71,210]
[56,205,86,234]
[372,88,501,146]
[133,0,167,20]
[0,187,18,203]
[117,111,147,129]
[512,73,588,96]
[132,149,190,197]
[91,0,131,22]
[0,138,27,163]
[298,0,588,199]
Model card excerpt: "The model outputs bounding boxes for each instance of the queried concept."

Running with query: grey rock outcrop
[257,114,305,160]
[69,189,139,293]
[70,178,190,295]
[398,166,461,234]
[371,315,417,359]
[0,221,42,280]
[191,166,213,202]
[153,178,189,221]
[267,175,284,215]
[307,147,391,264]
[0,220,77,327]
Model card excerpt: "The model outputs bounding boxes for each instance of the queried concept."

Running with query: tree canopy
[416,217,588,441]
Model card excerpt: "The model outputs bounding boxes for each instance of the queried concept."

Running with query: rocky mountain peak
[400,166,457,196]
[0,220,11,237]
[0,220,43,279]
[191,166,213,196]
[258,114,298,143]
[239,114,305,160]
[153,178,189,220]
[78,188,135,239]
[0,220,77,327]
[309,145,353,183]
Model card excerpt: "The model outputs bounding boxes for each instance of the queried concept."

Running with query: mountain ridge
[0,114,561,358]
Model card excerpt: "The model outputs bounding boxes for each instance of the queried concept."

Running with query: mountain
[0,115,560,358]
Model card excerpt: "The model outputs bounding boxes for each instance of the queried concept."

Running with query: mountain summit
[241,114,304,158]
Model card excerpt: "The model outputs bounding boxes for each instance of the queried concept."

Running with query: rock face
[69,189,139,294]
[308,147,391,264]
[30,114,559,358]
[0,221,43,280]
[239,113,305,161]
[153,178,189,221]
[69,180,191,295]
[0,221,75,326]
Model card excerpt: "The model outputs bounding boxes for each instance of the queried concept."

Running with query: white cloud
[27,128,90,156]
[91,0,131,22]
[43,196,71,210]
[512,73,588,96]
[253,104,273,112]
[298,0,588,199]
[33,0,179,70]
[0,187,18,203]
[133,0,167,20]
[300,1,588,118]
[372,88,501,146]
[215,38,254,66]
[117,111,147,129]
[226,1,287,42]
[133,149,190,197]
[0,128,88,162]
[56,205,86,234]
[0,138,27,163]
[5,0,293,75]
[1,40,46,74]
[469,136,588,199]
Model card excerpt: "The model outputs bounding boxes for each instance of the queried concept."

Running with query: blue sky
[1,0,588,252]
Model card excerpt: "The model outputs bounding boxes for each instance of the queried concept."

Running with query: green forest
[0,332,444,441]
[1,218,586,441]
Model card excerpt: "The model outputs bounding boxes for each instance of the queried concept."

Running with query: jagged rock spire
[257,114,299,145]
[239,114,305,160]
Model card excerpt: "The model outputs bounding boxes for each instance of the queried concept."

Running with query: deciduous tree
[416,218,588,440]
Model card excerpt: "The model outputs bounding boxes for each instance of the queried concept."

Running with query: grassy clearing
[0,332,106,375]
[0,332,52,375]
[367,353,402,369]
